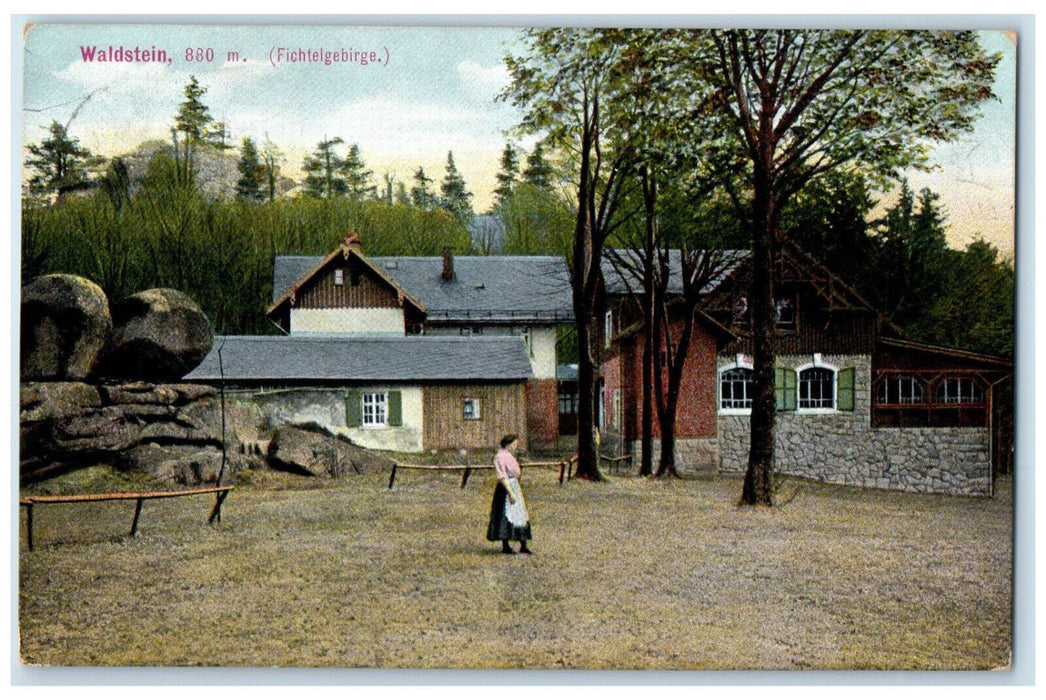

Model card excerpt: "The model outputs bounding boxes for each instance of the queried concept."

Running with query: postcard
[16,20,1018,674]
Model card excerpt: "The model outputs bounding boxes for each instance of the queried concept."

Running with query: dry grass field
[18,463,1013,670]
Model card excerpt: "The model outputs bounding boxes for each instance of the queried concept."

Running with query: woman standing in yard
[487,434,532,555]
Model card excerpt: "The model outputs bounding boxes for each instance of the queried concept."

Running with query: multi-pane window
[937,377,983,404]
[558,391,578,414]
[798,367,835,409]
[462,398,481,420]
[333,268,345,286]
[361,391,388,427]
[877,375,924,404]
[720,367,754,410]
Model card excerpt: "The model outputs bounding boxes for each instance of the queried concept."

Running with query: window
[612,389,622,430]
[720,367,754,410]
[878,375,924,404]
[462,398,481,420]
[937,377,983,404]
[558,391,578,414]
[333,268,345,286]
[798,367,835,409]
[774,296,796,329]
[521,329,533,358]
[604,310,614,347]
[361,391,388,427]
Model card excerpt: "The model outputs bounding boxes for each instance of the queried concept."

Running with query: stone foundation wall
[626,438,720,474]
[716,354,993,496]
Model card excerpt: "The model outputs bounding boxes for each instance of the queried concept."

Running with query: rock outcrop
[21,274,112,380]
[97,288,214,381]
[19,381,258,486]
[267,423,392,478]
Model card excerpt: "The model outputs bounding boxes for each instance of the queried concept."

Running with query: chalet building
[187,233,574,453]
[600,242,1012,496]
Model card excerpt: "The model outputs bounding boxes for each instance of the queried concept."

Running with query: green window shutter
[837,367,856,411]
[775,367,797,411]
[387,390,403,426]
[346,389,362,427]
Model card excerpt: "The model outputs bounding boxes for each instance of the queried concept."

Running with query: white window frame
[937,377,983,405]
[334,268,345,286]
[878,375,925,405]
[361,391,388,428]
[718,359,754,415]
[796,357,839,413]
[462,398,481,421]
[604,310,613,348]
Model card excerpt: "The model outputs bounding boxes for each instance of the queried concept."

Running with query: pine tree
[302,137,347,198]
[236,137,266,202]
[261,135,283,202]
[521,142,552,189]
[492,142,520,209]
[381,173,396,204]
[410,166,436,209]
[342,143,376,200]
[172,76,217,174]
[439,151,473,225]
[24,120,96,197]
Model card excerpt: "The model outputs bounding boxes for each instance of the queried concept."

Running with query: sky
[20,23,1017,256]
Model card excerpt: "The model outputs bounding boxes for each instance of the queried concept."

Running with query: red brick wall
[525,378,559,450]
[608,322,719,440]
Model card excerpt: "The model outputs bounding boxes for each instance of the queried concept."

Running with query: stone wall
[628,438,720,474]
[716,354,993,496]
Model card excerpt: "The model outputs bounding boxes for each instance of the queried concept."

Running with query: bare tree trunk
[741,175,777,506]
[570,97,604,482]
[639,167,656,476]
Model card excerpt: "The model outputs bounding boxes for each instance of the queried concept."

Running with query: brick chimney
[441,247,455,282]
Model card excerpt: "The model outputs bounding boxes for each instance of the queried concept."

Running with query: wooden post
[207,489,230,524]
[25,502,34,552]
[558,460,565,486]
[388,463,398,489]
[460,451,472,488]
[130,498,144,537]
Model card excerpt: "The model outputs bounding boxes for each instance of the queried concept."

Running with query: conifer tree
[493,142,520,209]
[236,137,266,202]
[521,142,552,189]
[343,143,376,200]
[261,135,283,202]
[302,137,348,198]
[439,151,474,225]
[410,166,436,209]
[24,120,96,197]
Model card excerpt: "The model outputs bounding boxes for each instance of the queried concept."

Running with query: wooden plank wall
[423,383,528,452]
[297,257,400,309]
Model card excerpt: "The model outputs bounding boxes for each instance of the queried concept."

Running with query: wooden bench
[19,485,234,551]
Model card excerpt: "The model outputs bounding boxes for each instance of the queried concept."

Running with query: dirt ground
[17,465,1013,670]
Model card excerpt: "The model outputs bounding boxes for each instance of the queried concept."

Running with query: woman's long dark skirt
[486,482,532,542]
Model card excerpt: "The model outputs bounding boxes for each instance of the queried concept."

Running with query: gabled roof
[266,235,427,320]
[273,253,574,324]
[184,335,534,383]
[602,249,748,297]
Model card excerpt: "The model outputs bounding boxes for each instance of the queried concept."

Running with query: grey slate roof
[184,335,533,383]
[273,254,574,323]
[602,249,748,296]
